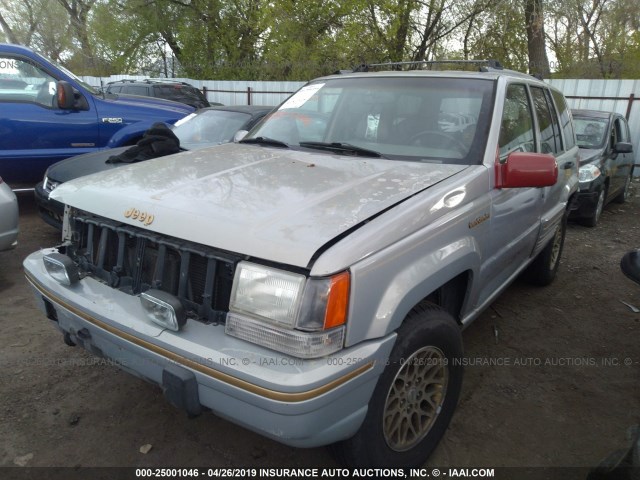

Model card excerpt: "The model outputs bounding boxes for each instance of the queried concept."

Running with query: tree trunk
[524,0,550,77]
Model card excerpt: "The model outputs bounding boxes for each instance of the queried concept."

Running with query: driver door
[477,83,543,304]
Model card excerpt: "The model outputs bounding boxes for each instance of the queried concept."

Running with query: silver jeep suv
[24,61,578,467]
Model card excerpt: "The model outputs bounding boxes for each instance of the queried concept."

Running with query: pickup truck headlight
[226,261,349,358]
[578,164,601,183]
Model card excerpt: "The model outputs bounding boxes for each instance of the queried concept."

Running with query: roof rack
[146,79,193,86]
[338,59,504,74]
[106,79,194,86]
[106,79,138,84]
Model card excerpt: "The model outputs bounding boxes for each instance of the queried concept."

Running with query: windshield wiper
[240,136,290,148]
[298,141,387,158]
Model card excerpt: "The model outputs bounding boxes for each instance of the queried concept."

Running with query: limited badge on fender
[124,208,154,226]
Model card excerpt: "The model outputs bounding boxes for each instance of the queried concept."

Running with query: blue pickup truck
[0,44,194,185]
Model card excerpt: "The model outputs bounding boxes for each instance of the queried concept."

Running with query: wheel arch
[345,245,478,347]
[106,120,163,148]
[384,254,477,334]
[421,270,472,323]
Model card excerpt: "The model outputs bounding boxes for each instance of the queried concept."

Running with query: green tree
[259,0,360,79]
[547,0,640,78]
[461,0,530,71]
[0,0,73,61]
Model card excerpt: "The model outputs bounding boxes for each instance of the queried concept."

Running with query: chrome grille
[66,211,239,324]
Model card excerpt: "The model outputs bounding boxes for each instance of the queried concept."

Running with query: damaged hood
[51,143,466,268]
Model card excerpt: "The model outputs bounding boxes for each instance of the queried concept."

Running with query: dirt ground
[0,185,638,475]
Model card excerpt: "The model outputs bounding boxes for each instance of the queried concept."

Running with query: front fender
[345,234,481,347]
[106,121,168,148]
[377,241,478,332]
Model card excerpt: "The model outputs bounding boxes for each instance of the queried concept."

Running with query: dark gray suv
[105,79,214,109]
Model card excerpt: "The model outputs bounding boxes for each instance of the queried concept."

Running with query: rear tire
[523,213,567,286]
[330,304,463,468]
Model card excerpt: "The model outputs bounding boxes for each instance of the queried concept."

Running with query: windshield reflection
[174,110,251,150]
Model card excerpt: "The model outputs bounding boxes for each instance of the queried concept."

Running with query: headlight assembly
[226,261,350,358]
[578,164,601,183]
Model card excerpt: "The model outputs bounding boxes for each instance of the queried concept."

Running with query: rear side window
[499,84,535,160]
[551,90,576,150]
[155,85,179,98]
[531,86,562,155]
[124,86,148,96]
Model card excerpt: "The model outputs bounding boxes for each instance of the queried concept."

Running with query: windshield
[173,109,251,150]
[245,76,495,164]
[574,117,609,149]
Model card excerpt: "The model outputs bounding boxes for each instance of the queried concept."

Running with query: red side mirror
[495,151,558,189]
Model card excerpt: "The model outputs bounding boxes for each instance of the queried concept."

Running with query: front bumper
[569,178,605,220]
[24,249,395,447]
[34,181,64,229]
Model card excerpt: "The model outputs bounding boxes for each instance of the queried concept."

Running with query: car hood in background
[46,147,129,183]
[51,143,466,268]
[578,148,603,166]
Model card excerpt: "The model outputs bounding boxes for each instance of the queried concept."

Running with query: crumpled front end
[24,246,395,447]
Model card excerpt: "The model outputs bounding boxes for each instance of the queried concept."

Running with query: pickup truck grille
[67,211,240,324]
[43,177,60,194]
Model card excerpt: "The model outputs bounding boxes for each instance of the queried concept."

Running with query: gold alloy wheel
[383,346,449,451]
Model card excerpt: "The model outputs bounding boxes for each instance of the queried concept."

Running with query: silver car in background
[0,176,18,250]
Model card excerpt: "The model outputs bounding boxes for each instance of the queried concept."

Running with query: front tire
[331,304,463,468]
[613,173,632,204]
[579,186,606,228]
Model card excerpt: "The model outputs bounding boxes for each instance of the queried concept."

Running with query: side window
[531,86,561,155]
[543,88,563,153]
[154,85,171,97]
[124,86,148,96]
[551,90,576,150]
[108,85,122,93]
[499,84,535,160]
[0,55,56,107]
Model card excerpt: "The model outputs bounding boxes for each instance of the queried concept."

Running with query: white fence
[81,75,304,106]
